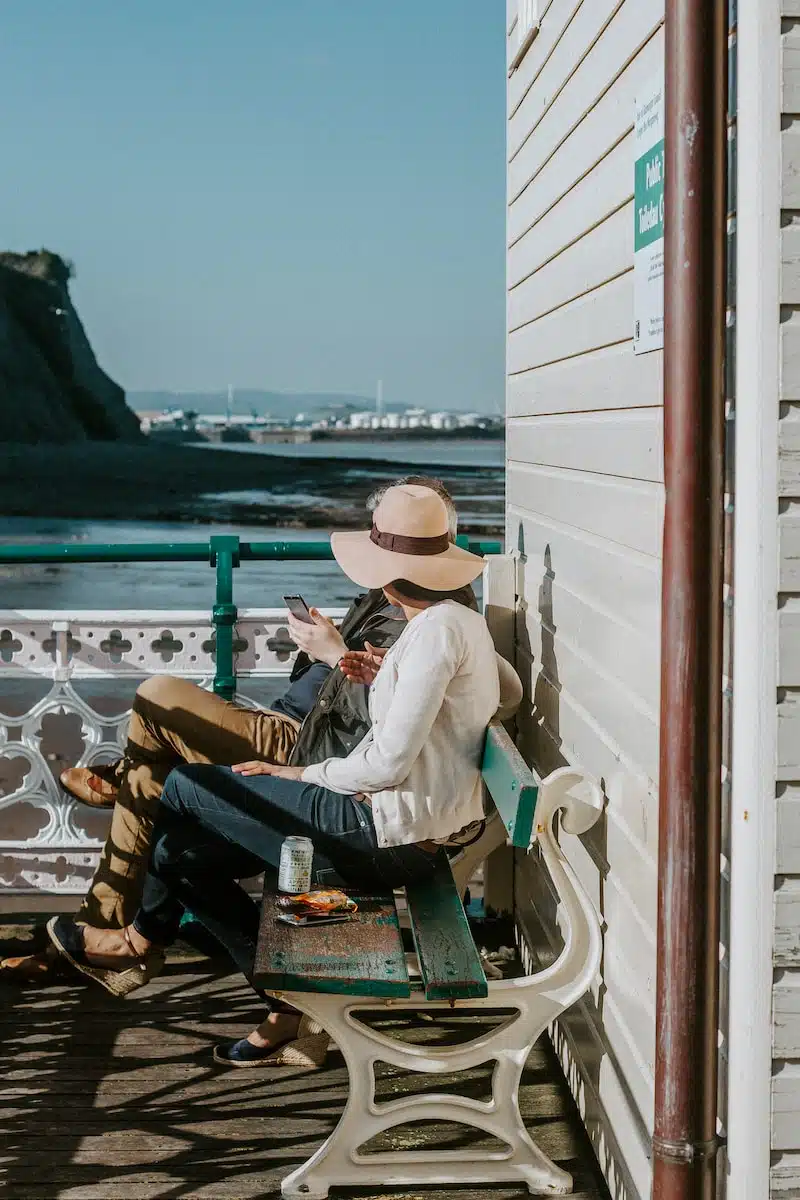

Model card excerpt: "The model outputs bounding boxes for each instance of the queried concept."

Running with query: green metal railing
[0,535,502,699]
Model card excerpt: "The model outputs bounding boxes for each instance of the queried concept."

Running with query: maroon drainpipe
[653,0,726,1198]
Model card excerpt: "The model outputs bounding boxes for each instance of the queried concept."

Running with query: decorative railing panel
[0,609,345,896]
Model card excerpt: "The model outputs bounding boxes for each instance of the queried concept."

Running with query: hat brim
[330,530,485,591]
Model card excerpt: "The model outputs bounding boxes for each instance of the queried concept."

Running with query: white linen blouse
[301,599,517,848]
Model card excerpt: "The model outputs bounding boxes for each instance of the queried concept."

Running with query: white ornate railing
[0,609,345,898]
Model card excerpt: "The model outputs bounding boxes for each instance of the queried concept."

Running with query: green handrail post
[209,535,240,700]
[464,539,503,557]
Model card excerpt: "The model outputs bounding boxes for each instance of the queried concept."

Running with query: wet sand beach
[0,442,503,534]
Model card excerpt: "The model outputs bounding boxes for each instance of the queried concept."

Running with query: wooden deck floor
[0,934,609,1200]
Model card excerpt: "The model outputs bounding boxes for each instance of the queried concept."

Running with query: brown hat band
[370,524,451,556]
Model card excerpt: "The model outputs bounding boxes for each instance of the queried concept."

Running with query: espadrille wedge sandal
[213,1014,329,1069]
[46,916,165,998]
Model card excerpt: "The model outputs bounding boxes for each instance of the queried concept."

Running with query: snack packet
[275,888,358,915]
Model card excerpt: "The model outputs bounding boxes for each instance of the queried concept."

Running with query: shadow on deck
[0,928,609,1200]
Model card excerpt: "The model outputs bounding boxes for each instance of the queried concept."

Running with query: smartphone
[283,594,314,625]
[277,912,353,927]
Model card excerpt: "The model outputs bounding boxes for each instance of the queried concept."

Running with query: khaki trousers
[78,675,300,929]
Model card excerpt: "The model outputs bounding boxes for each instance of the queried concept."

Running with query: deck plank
[0,927,608,1200]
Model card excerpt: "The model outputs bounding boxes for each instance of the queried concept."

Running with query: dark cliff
[0,250,141,442]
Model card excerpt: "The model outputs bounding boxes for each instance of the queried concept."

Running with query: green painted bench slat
[252,889,411,998]
[481,721,538,850]
[405,849,488,1001]
[253,725,536,1003]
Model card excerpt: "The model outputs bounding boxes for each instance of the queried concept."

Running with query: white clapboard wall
[505,3,664,1197]
[772,10,800,1194]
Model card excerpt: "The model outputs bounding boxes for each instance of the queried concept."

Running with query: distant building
[141,407,197,434]
[348,412,373,430]
[143,401,501,438]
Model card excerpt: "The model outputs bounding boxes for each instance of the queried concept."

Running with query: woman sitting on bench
[47,484,519,1067]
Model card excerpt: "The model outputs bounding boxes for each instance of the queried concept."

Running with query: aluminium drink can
[278,835,314,894]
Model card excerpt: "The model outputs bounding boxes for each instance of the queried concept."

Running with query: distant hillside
[129,390,377,419]
[0,250,141,442]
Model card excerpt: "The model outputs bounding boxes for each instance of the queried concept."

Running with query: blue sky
[2,2,505,411]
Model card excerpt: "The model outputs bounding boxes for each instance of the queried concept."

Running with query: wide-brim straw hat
[331,484,485,591]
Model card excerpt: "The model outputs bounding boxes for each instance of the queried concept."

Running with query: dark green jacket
[288,589,405,768]
[287,584,478,769]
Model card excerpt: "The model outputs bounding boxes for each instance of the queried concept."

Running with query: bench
[253,722,603,1198]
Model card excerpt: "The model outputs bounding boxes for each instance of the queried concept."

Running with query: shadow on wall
[514,519,642,1200]
[514,523,565,779]
[534,542,561,769]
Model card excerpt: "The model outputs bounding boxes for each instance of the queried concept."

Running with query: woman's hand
[287,609,346,667]
[339,642,388,685]
[231,762,306,780]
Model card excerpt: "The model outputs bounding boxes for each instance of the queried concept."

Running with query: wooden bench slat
[253,724,537,1003]
[481,722,538,850]
[252,890,411,998]
[405,850,488,1001]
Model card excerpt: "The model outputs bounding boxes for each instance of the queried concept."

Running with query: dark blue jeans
[132,763,437,987]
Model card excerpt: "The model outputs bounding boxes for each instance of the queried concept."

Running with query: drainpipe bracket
[652,1134,721,1164]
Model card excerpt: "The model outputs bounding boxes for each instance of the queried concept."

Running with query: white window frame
[508,0,539,75]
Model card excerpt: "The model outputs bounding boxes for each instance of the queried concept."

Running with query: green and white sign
[634,76,665,354]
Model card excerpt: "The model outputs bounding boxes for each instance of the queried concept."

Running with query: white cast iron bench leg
[276,769,603,1199]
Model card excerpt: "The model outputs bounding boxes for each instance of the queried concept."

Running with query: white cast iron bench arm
[274,766,604,1199]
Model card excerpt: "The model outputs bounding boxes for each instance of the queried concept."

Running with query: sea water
[1,440,502,610]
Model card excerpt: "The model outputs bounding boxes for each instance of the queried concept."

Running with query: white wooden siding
[506,463,663,558]
[778,786,800,874]
[507,32,663,249]
[507,409,663,481]
[780,504,800,591]
[507,339,663,417]
[509,133,631,287]
[508,2,663,202]
[773,10,800,1192]
[506,5,664,1197]
[773,1152,800,1194]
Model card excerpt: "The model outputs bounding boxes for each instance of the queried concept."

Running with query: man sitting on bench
[1,477,476,985]
[45,484,521,1071]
